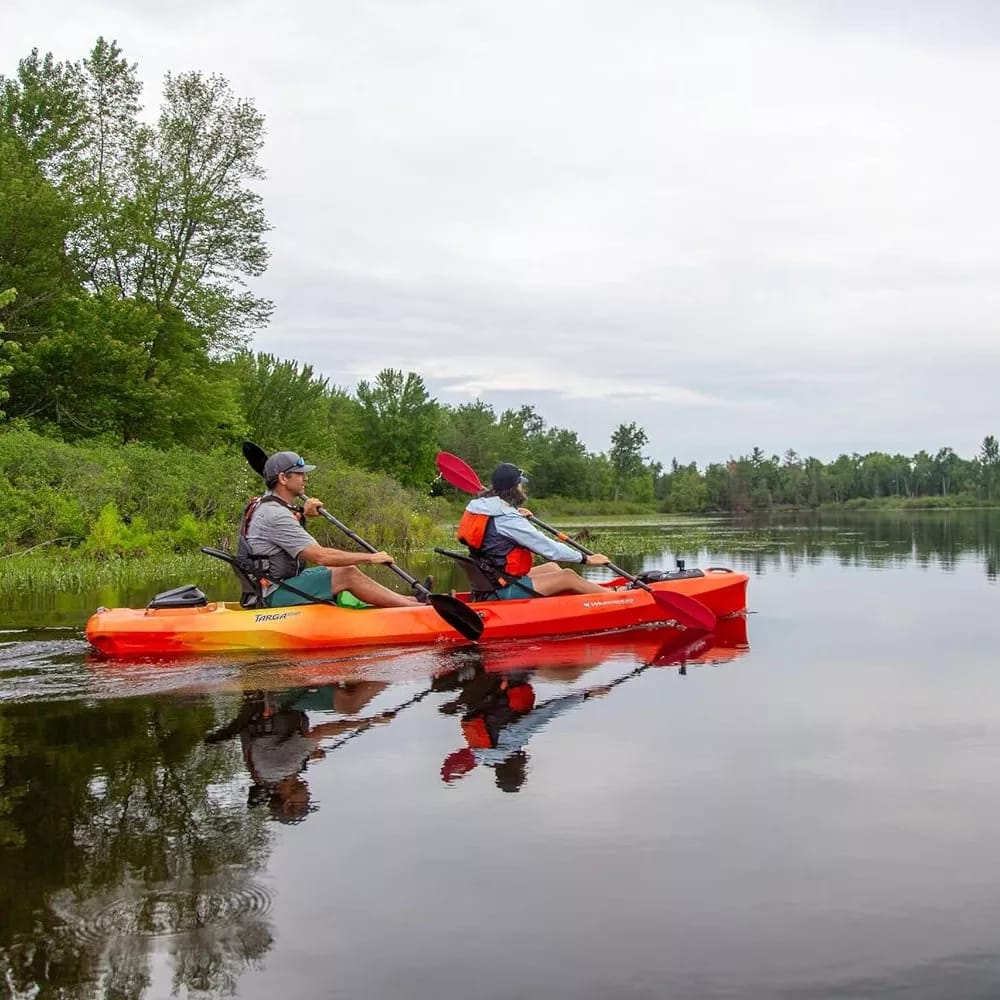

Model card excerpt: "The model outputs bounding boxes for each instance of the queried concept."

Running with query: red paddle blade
[650,632,714,666]
[436,452,484,494]
[649,589,717,631]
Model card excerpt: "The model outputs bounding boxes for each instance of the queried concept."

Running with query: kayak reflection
[436,620,748,792]
[201,616,750,811]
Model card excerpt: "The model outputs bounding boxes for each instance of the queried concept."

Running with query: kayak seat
[201,546,266,609]
[147,584,208,610]
[434,548,541,601]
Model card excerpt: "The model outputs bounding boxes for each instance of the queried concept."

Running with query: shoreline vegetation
[1,433,998,596]
[3,40,999,594]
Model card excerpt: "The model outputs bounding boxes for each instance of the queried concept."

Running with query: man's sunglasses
[282,458,308,474]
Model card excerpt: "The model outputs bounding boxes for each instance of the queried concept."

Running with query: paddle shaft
[325,685,435,752]
[301,495,430,594]
[529,514,653,589]
[526,514,715,629]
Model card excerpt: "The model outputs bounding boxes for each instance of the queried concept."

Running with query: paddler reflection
[436,626,739,791]
[205,681,390,822]
[436,658,628,792]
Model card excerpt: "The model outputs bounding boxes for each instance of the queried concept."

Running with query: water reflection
[435,630,723,791]
[0,696,273,998]
[204,682,392,824]
[0,613,755,998]
[708,508,1000,580]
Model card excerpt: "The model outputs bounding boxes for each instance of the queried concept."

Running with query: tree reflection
[679,509,1000,579]
[0,696,273,998]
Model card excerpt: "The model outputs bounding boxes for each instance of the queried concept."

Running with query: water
[2,511,999,999]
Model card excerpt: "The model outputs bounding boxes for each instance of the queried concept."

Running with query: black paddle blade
[429,594,484,642]
[242,441,268,477]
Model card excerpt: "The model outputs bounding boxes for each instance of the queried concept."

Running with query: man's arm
[298,542,394,567]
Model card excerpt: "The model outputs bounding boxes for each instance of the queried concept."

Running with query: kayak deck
[85,569,748,657]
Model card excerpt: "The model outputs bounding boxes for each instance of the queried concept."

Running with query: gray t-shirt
[244,494,316,581]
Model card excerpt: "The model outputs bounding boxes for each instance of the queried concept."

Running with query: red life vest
[457,510,534,578]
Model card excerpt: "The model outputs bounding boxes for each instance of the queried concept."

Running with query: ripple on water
[0,632,95,703]
[53,880,274,944]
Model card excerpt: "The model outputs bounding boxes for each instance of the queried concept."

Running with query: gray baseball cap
[263,451,317,481]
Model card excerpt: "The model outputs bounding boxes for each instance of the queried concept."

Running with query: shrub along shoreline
[0,426,444,590]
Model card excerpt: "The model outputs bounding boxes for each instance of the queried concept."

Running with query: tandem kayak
[85,567,748,658]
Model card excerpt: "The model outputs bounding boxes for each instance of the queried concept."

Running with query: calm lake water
[2,511,999,999]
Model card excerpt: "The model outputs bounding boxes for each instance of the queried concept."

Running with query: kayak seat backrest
[146,584,208,610]
[434,548,541,601]
[434,547,501,600]
[201,546,266,609]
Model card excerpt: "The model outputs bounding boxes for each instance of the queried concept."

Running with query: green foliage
[0,39,268,445]
[9,292,243,443]
[355,369,440,488]
[664,463,708,512]
[229,350,335,457]
[79,502,155,558]
[0,426,251,555]
[609,421,649,499]
[437,399,503,476]
[0,287,15,418]
[303,462,437,552]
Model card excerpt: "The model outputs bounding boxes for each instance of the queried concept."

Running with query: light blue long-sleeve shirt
[464,496,584,564]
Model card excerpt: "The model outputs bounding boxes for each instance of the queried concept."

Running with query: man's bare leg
[331,566,420,607]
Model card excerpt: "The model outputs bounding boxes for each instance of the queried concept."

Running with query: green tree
[980,434,999,500]
[0,39,272,443]
[665,461,707,512]
[354,369,440,487]
[230,350,333,457]
[931,447,961,497]
[497,404,545,463]
[0,288,15,417]
[11,292,242,444]
[133,68,272,347]
[438,399,502,480]
[0,129,77,333]
[525,427,591,497]
[609,421,649,500]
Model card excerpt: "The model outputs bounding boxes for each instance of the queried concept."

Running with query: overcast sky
[4,1,999,467]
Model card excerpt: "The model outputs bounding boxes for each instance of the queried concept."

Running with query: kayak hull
[85,569,749,657]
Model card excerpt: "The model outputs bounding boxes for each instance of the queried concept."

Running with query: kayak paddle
[242,442,483,642]
[435,450,717,632]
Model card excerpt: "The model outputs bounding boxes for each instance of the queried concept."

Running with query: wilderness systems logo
[254,611,302,623]
[581,597,637,609]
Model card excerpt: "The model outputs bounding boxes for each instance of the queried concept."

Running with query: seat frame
[434,548,541,601]
[200,546,339,609]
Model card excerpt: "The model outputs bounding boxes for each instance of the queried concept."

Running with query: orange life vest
[457,510,534,578]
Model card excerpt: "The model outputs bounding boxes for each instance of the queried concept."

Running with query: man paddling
[458,462,612,599]
[242,450,421,608]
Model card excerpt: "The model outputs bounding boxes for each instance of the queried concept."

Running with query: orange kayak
[85,569,748,657]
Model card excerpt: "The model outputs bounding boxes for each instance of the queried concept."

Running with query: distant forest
[2,40,998,559]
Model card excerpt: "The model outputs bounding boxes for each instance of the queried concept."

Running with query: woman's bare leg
[528,564,606,596]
